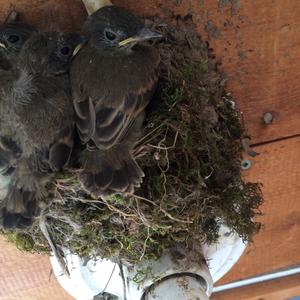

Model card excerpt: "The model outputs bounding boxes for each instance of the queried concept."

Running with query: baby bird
[0,22,36,70]
[70,5,161,197]
[0,19,36,175]
[0,15,36,213]
[0,31,84,229]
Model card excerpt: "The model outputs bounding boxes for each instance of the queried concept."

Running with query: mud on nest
[3,17,263,263]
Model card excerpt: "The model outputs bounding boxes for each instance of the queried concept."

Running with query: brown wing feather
[71,45,159,150]
[74,95,96,143]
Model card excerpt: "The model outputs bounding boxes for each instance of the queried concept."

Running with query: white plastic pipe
[144,276,209,300]
[51,226,247,299]
[214,266,300,293]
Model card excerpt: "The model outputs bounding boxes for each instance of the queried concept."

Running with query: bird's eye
[105,30,117,41]
[60,46,70,55]
[8,34,19,43]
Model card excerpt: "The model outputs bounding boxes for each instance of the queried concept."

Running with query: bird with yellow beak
[70,5,161,197]
[0,21,36,70]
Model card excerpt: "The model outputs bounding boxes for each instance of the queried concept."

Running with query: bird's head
[19,32,87,75]
[0,23,36,67]
[85,6,162,53]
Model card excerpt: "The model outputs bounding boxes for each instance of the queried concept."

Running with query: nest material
[2,18,263,263]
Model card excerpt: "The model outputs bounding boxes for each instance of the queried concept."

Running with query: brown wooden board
[216,136,300,285]
[0,1,299,299]
[0,0,86,32]
[0,236,72,300]
[115,0,300,144]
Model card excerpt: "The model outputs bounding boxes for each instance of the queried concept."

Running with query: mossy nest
[2,18,263,263]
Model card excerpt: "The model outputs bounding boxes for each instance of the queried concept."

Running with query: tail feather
[126,159,144,186]
[1,157,50,229]
[49,143,72,171]
[108,167,129,192]
[49,126,74,171]
[79,146,144,197]
[2,208,34,229]
[6,187,40,218]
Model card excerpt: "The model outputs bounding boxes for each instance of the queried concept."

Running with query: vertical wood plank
[216,136,300,284]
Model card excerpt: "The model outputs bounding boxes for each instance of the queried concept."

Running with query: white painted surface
[202,226,247,283]
[51,226,246,299]
[51,252,122,300]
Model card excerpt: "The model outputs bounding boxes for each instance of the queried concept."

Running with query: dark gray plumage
[0,22,36,70]
[0,12,36,228]
[0,19,36,175]
[70,6,161,197]
[0,31,84,229]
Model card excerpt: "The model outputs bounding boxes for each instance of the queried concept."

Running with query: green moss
[132,266,154,284]
[108,194,127,205]
[4,231,34,252]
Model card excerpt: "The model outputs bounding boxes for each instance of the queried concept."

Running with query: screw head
[263,112,273,124]
[241,159,252,170]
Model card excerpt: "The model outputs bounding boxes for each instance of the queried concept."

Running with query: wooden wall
[0,236,72,300]
[0,1,300,299]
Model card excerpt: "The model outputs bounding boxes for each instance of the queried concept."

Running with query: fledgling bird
[0,22,36,70]
[0,18,36,175]
[0,15,37,211]
[0,31,84,229]
[0,9,36,70]
[70,5,161,197]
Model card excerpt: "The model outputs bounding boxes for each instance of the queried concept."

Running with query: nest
[3,17,263,264]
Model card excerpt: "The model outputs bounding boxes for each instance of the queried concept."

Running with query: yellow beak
[0,42,6,49]
[118,37,139,47]
[72,43,84,57]
[118,28,162,47]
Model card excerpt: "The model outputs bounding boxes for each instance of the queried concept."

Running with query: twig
[160,207,192,224]
[39,216,70,277]
[148,130,179,150]
[139,227,150,261]
[132,194,192,224]
[47,212,82,233]
[136,122,167,145]
[132,194,158,207]
[101,197,137,219]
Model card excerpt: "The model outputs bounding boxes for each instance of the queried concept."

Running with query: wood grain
[0,236,72,300]
[114,0,300,144]
[215,136,300,285]
[0,1,299,299]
